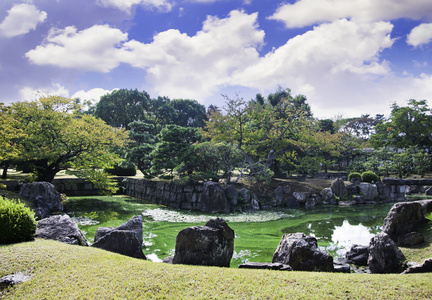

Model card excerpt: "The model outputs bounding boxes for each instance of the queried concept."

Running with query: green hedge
[361,171,379,183]
[348,172,361,181]
[0,196,37,244]
[105,160,137,176]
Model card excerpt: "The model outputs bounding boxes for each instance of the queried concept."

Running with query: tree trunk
[1,162,9,179]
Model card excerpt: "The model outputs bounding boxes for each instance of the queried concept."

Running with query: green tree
[94,89,151,130]
[7,96,128,191]
[205,89,310,181]
[151,125,201,178]
[170,99,207,128]
[127,121,156,178]
[372,100,432,150]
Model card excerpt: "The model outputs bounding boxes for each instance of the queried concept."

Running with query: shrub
[105,160,137,176]
[348,172,361,181]
[0,196,37,244]
[361,171,378,183]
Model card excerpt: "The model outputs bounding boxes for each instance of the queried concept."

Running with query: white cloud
[19,83,70,101]
[232,19,394,89]
[72,88,116,105]
[97,0,173,13]
[120,10,264,99]
[0,3,47,37]
[407,23,432,47]
[25,25,128,72]
[269,0,432,28]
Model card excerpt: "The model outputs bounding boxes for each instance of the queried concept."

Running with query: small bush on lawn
[361,171,378,183]
[348,172,361,182]
[0,196,37,244]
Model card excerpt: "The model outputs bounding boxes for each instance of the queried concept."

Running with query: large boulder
[331,178,347,198]
[92,230,146,259]
[199,182,230,213]
[272,232,334,272]
[368,232,407,274]
[345,244,369,266]
[19,182,63,219]
[94,215,143,245]
[35,215,89,246]
[382,201,426,242]
[402,258,432,274]
[172,218,234,267]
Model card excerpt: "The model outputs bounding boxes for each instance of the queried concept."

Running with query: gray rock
[359,183,378,201]
[251,195,260,210]
[273,186,285,206]
[238,188,251,204]
[172,218,234,267]
[19,182,63,219]
[163,256,174,264]
[320,188,333,202]
[94,215,143,245]
[35,215,89,246]
[333,258,351,273]
[238,262,292,271]
[286,197,300,208]
[0,273,31,288]
[397,232,425,247]
[382,201,426,242]
[224,185,238,206]
[368,232,407,274]
[331,178,347,198]
[345,244,369,266]
[293,192,309,203]
[199,182,230,213]
[402,258,432,274]
[92,230,146,259]
[272,232,334,272]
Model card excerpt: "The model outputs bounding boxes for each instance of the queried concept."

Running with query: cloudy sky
[1,0,432,119]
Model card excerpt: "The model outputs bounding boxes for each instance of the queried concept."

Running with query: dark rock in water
[331,178,347,198]
[345,244,369,266]
[368,232,407,274]
[19,181,63,219]
[238,262,292,271]
[35,215,89,246]
[163,256,174,264]
[172,218,234,267]
[397,232,425,247]
[94,215,143,245]
[199,182,230,213]
[0,273,31,288]
[382,201,426,242]
[272,232,334,272]
[92,230,146,259]
[403,258,432,274]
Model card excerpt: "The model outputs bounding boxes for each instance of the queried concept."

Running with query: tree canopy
[3,96,128,191]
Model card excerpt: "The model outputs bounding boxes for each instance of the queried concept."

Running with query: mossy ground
[1,239,431,300]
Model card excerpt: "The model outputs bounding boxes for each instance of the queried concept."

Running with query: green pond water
[65,195,394,268]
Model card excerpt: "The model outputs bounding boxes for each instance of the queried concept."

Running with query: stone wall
[123,178,206,210]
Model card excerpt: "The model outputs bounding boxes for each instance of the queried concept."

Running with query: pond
[65,195,394,268]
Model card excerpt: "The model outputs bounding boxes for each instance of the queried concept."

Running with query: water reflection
[330,220,376,256]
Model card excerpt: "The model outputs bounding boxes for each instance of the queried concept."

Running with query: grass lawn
[1,239,431,299]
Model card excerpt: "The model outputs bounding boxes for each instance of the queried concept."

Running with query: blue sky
[1,0,432,119]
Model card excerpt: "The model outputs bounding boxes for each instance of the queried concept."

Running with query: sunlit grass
[1,239,431,299]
